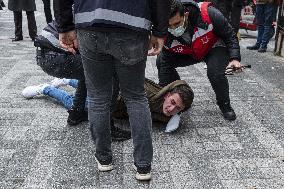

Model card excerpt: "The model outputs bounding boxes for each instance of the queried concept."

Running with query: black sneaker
[111,123,131,141]
[247,44,260,50]
[133,165,151,181]
[67,108,88,126]
[95,156,113,172]
[218,102,236,121]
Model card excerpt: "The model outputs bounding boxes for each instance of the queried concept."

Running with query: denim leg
[69,79,78,88]
[43,86,74,110]
[115,59,153,167]
[256,5,265,46]
[260,3,274,48]
[77,29,114,162]
[83,54,114,162]
[72,79,87,111]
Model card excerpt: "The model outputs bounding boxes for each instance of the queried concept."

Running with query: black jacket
[53,0,170,37]
[8,0,36,11]
[166,2,241,61]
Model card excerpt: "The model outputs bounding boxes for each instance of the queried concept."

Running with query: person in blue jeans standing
[53,0,171,181]
[247,0,276,52]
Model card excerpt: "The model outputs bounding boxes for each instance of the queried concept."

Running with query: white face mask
[168,17,186,37]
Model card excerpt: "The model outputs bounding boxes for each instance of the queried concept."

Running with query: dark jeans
[156,47,230,104]
[42,0,52,24]
[13,11,37,39]
[36,49,87,111]
[77,29,153,167]
[256,3,274,48]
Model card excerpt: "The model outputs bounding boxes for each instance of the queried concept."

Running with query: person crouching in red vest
[156,0,243,121]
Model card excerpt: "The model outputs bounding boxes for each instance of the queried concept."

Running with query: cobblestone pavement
[0,1,284,189]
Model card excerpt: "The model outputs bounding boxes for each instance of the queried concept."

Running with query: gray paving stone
[1,0,284,188]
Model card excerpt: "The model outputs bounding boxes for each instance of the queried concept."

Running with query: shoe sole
[135,173,151,181]
[95,157,113,172]
[132,165,151,181]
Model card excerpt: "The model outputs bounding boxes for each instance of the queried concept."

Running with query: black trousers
[36,49,87,111]
[42,0,52,23]
[211,0,243,34]
[13,11,37,39]
[156,47,230,104]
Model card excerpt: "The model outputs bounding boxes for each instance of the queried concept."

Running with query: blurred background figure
[0,0,6,10]
[8,0,37,41]
[209,0,244,37]
[247,0,277,52]
[42,0,52,23]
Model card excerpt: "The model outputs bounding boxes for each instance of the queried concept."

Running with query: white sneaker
[50,78,70,88]
[95,157,113,172]
[165,114,181,133]
[22,84,50,98]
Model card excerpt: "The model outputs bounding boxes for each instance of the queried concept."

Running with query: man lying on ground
[22,78,194,133]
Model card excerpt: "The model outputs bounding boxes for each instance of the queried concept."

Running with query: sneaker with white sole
[22,84,50,98]
[95,156,113,172]
[133,165,151,181]
[50,78,70,88]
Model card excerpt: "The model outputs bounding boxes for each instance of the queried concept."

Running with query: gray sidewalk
[0,1,284,188]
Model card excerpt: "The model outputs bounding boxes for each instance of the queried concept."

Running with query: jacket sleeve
[53,0,75,33]
[208,6,241,62]
[151,0,171,38]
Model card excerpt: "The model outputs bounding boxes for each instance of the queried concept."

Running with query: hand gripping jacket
[164,2,219,61]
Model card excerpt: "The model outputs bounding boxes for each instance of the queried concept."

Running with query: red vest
[165,2,219,61]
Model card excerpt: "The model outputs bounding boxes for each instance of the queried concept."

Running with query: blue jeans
[42,79,80,110]
[77,29,153,167]
[256,3,274,49]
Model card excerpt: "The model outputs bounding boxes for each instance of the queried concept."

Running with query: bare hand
[148,35,164,56]
[226,60,243,73]
[59,30,78,54]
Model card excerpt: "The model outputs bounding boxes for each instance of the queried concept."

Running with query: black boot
[218,102,236,121]
[111,120,131,141]
[67,108,88,126]
[12,36,23,41]
[247,44,260,50]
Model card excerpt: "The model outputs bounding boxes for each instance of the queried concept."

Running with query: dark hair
[170,0,185,18]
[170,84,194,112]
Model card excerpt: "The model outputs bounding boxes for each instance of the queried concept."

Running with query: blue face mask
[168,17,186,37]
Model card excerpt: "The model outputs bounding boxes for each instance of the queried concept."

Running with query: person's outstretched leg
[42,86,74,110]
[22,84,74,110]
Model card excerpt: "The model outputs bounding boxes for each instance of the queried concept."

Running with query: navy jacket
[53,0,171,37]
